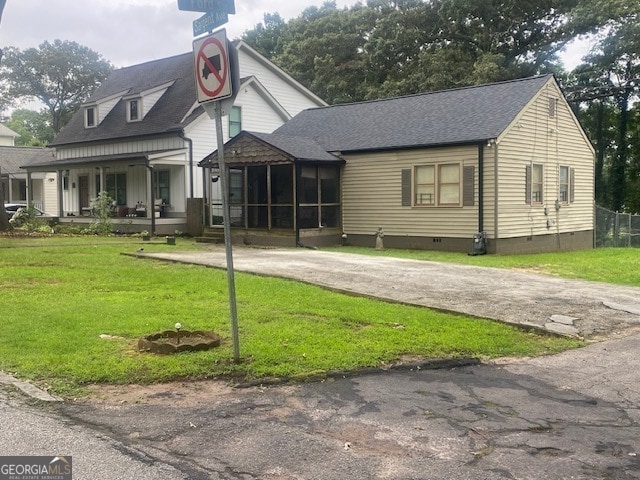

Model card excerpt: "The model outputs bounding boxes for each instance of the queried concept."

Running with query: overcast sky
[1,0,590,69]
[0,0,359,68]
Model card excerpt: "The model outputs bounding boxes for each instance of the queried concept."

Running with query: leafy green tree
[0,40,112,133]
[626,106,640,214]
[243,12,287,59]
[5,109,54,146]
[242,0,606,103]
[0,0,10,231]
[567,0,639,212]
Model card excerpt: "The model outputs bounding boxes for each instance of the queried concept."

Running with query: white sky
[1,0,591,70]
[0,0,359,67]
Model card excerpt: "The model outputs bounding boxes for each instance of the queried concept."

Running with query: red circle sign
[196,36,229,99]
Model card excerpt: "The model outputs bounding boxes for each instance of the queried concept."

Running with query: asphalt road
[56,332,640,479]
[0,390,186,480]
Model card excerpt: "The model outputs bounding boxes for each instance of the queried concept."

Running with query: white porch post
[26,171,32,206]
[57,170,65,217]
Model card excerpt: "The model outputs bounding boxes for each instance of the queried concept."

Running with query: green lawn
[327,246,640,286]
[0,236,592,396]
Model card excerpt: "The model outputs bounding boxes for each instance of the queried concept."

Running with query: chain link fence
[596,205,640,247]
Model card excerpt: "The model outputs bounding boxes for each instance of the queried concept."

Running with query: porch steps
[195,227,225,244]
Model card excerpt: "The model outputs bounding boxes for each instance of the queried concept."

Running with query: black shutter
[525,165,531,204]
[401,169,412,206]
[463,166,475,206]
[570,168,575,203]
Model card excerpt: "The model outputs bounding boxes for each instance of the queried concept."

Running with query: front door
[78,175,89,212]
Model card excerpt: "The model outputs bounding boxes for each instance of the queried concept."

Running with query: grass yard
[0,236,588,396]
[328,246,640,286]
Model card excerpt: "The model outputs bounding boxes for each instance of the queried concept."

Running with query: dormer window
[128,98,142,122]
[85,107,96,128]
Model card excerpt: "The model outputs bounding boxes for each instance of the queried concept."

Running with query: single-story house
[201,74,595,254]
[23,41,326,235]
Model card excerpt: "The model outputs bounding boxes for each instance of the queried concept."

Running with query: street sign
[177,0,235,14]
[193,10,228,36]
[193,29,232,103]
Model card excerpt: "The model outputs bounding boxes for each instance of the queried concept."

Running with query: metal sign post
[213,100,240,363]
[179,1,240,363]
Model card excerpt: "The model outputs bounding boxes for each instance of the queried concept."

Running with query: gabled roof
[0,124,19,139]
[0,146,55,174]
[247,132,342,162]
[234,41,327,108]
[200,131,342,167]
[275,75,554,153]
[51,53,196,147]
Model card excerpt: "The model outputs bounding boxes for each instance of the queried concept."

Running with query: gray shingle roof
[249,132,342,162]
[0,146,55,174]
[275,75,554,152]
[51,53,196,146]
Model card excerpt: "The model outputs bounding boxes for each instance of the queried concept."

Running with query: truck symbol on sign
[202,54,222,79]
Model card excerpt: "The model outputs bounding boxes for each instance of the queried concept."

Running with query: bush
[87,192,114,235]
[9,206,52,233]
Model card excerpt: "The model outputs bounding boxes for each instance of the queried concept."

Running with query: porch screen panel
[320,166,340,228]
[271,164,294,229]
[299,166,318,204]
[247,166,268,228]
[298,165,341,229]
[229,168,244,227]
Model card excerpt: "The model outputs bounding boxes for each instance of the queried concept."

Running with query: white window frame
[413,163,462,207]
[85,106,97,128]
[127,98,142,123]
[229,106,242,138]
[531,163,544,204]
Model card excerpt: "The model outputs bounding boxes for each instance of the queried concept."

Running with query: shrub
[87,192,114,235]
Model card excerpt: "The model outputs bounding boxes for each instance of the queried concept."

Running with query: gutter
[144,155,156,235]
[179,131,194,198]
[478,142,485,233]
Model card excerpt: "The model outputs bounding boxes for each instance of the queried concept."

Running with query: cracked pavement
[57,335,640,479]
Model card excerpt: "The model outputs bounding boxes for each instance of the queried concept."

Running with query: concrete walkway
[141,246,640,340]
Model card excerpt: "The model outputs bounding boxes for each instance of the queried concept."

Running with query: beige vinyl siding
[342,146,479,238]
[497,79,594,238]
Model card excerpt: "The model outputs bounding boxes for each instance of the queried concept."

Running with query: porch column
[57,170,64,217]
[26,171,32,206]
[97,167,106,193]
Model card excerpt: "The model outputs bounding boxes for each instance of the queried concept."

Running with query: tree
[566,0,640,212]
[0,0,9,231]
[4,109,54,146]
[242,0,605,103]
[0,40,112,133]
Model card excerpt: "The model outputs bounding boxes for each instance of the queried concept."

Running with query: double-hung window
[127,99,141,122]
[229,106,242,138]
[526,164,544,205]
[85,107,96,128]
[414,163,461,206]
[106,173,127,206]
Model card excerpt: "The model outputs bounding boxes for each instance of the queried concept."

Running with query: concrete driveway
[142,246,640,340]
